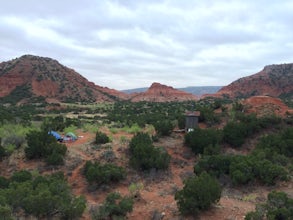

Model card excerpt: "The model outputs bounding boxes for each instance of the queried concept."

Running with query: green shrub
[84,161,126,186]
[11,170,32,183]
[95,131,110,144]
[0,176,10,188]
[153,120,174,136]
[0,171,86,219]
[175,172,221,216]
[194,154,232,177]
[185,128,222,154]
[0,141,5,159]
[246,191,293,219]
[129,133,170,171]
[91,192,134,219]
[25,130,67,165]
[223,122,246,147]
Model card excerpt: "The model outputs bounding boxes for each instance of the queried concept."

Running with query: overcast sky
[1,0,293,90]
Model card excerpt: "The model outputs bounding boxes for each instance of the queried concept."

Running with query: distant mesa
[130,82,198,102]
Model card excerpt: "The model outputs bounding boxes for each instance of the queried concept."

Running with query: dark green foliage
[256,127,293,157]
[0,138,5,160]
[91,192,134,219]
[129,132,152,152]
[0,84,32,105]
[198,106,220,126]
[223,121,247,147]
[25,130,67,165]
[177,115,186,129]
[0,176,9,189]
[107,101,197,128]
[223,114,283,148]
[194,155,232,177]
[11,170,32,183]
[0,104,35,125]
[46,151,65,165]
[195,153,288,186]
[129,133,170,171]
[41,116,81,132]
[185,128,222,155]
[0,171,86,219]
[245,191,293,220]
[175,172,221,216]
[84,161,126,186]
[229,156,255,184]
[229,155,287,185]
[0,204,13,220]
[95,131,110,144]
[153,120,174,136]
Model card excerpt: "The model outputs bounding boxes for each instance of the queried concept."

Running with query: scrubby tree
[84,161,126,186]
[0,138,5,160]
[25,130,67,165]
[91,192,134,219]
[175,172,221,216]
[153,120,174,136]
[95,131,110,144]
[245,191,293,220]
[0,171,86,219]
[185,128,222,155]
[223,121,247,147]
[129,133,170,171]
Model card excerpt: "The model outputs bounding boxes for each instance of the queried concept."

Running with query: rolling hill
[0,55,126,104]
[216,63,293,99]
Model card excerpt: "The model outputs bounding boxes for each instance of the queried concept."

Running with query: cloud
[1,0,293,89]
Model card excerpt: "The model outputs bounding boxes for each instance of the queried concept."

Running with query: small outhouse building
[185,111,200,132]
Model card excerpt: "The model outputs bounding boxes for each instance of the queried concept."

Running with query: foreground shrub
[153,120,174,136]
[0,171,86,219]
[129,133,170,171]
[195,154,288,186]
[175,172,221,216]
[84,161,126,186]
[185,128,222,155]
[95,131,110,144]
[91,192,134,219]
[245,191,293,219]
[0,139,5,160]
[25,130,67,165]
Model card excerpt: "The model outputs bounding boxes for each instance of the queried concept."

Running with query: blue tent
[48,131,63,142]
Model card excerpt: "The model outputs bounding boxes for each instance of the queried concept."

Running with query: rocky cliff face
[130,82,198,102]
[0,55,125,103]
[216,63,293,99]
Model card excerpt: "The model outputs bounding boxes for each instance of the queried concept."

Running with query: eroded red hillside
[242,96,292,116]
[130,82,198,102]
[216,64,293,98]
[0,55,126,103]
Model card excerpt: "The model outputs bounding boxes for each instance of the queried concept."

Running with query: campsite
[0,99,292,219]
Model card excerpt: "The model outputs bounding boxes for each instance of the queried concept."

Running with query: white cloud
[1,0,293,89]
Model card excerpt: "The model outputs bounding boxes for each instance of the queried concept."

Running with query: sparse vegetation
[0,93,292,219]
